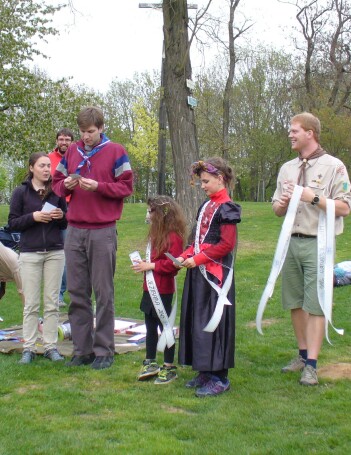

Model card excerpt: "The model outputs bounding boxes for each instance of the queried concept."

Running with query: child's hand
[173,257,185,268]
[131,260,155,273]
[182,257,196,269]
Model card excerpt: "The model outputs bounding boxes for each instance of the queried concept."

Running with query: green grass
[0,202,351,454]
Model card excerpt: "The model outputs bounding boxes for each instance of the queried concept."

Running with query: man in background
[48,128,74,307]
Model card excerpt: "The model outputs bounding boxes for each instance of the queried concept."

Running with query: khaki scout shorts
[281,237,324,316]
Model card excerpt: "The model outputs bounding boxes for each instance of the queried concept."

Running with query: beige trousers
[20,250,65,351]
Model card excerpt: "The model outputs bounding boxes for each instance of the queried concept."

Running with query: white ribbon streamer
[257,186,344,342]
[195,201,233,333]
[145,241,176,351]
[256,185,303,334]
[200,265,233,332]
[317,199,344,343]
[157,279,178,352]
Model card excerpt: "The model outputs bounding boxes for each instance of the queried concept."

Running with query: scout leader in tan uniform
[272,112,351,386]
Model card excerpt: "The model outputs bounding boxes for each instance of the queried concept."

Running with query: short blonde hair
[291,112,321,142]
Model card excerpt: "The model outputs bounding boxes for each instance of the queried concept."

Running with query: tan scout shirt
[0,242,23,292]
[272,154,351,236]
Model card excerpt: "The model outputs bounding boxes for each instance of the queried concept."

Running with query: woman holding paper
[176,157,241,397]
[8,152,67,364]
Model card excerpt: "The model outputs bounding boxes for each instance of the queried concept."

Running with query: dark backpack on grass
[0,225,20,251]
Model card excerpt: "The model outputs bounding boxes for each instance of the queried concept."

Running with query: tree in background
[0,165,8,203]
[2,68,101,158]
[2,0,351,205]
[0,0,61,115]
[1,69,102,188]
[195,47,294,201]
[162,0,204,227]
[291,0,351,114]
[128,99,159,201]
[232,49,295,201]
[221,0,252,160]
[194,62,226,157]
[103,72,175,202]
[288,0,351,167]
[0,0,103,194]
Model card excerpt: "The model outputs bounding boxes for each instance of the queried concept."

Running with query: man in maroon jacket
[53,106,133,370]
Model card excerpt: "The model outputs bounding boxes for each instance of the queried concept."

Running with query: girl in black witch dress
[175,157,241,397]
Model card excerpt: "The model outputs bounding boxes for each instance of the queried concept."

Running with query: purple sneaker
[195,376,230,397]
[185,372,211,389]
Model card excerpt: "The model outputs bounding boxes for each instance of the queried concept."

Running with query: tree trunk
[222,0,240,160]
[157,47,167,195]
[162,0,202,228]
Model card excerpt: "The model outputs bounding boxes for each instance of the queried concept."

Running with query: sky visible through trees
[31,0,296,92]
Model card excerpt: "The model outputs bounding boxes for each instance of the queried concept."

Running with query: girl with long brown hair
[131,195,186,384]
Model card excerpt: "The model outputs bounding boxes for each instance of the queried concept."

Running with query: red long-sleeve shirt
[143,232,184,294]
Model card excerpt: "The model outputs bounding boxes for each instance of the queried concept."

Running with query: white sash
[317,199,343,343]
[145,241,176,351]
[157,281,178,352]
[195,201,233,333]
[256,185,303,334]
[256,186,343,342]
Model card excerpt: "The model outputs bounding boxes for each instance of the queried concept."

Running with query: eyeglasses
[191,161,220,175]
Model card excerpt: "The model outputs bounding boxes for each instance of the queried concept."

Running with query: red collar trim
[209,188,231,203]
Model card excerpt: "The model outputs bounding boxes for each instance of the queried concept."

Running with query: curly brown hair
[191,156,235,189]
[147,195,187,257]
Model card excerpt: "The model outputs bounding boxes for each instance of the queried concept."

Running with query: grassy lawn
[0,202,350,455]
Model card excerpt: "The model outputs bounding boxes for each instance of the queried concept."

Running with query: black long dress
[178,200,241,372]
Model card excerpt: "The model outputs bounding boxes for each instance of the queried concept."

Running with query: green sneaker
[281,355,305,373]
[138,360,160,381]
[300,365,318,386]
[154,366,178,385]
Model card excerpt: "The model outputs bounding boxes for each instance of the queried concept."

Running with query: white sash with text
[145,241,176,351]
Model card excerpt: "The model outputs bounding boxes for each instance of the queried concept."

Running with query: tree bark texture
[162,0,203,228]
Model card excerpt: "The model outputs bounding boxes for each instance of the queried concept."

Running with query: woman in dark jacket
[9,152,67,364]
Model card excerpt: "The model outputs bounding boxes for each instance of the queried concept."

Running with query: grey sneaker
[154,366,178,384]
[300,365,318,386]
[281,355,305,373]
[138,360,160,380]
[19,350,36,364]
[44,348,64,362]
